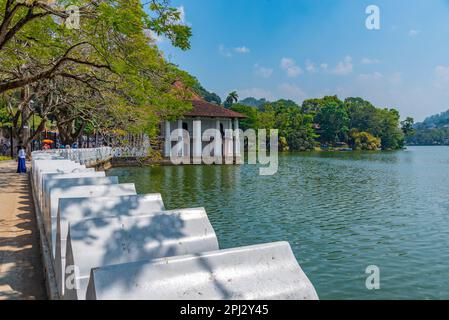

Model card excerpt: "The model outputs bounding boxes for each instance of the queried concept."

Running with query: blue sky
[154,0,449,121]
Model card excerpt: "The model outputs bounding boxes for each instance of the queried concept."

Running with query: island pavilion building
[162,98,246,163]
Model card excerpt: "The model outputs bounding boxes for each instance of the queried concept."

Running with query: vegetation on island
[228,95,408,151]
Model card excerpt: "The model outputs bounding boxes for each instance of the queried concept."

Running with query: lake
[107,146,449,300]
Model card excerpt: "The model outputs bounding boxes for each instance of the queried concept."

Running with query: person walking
[17,145,27,174]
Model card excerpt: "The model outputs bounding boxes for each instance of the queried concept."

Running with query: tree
[344,97,378,132]
[401,117,415,138]
[224,91,239,108]
[0,0,193,151]
[374,108,404,150]
[315,96,349,144]
[230,103,258,131]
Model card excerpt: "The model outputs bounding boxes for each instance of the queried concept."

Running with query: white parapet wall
[64,208,220,300]
[55,194,166,295]
[85,242,319,300]
[30,148,319,300]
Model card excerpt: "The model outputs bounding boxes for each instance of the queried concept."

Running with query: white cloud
[361,57,380,65]
[254,64,273,78]
[234,46,250,54]
[305,60,317,73]
[332,56,353,75]
[237,88,275,101]
[277,83,307,102]
[358,72,383,81]
[409,29,420,37]
[219,44,232,58]
[280,58,303,77]
[320,63,328,71]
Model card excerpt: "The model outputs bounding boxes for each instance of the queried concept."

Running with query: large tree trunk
[57,118,86,146]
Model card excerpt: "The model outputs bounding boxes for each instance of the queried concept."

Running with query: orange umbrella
[42,139,54,144]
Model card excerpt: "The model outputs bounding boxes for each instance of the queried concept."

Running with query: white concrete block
[38,169,98,211]
[55,194,165,295]
[86,242,319,300]
[40,170,101,211]
[44,177,121,246]
[33,162,83,202]
[48,183,137,261]
[42,174,117,228]
[32,160,80,193]
[64,207,219,300]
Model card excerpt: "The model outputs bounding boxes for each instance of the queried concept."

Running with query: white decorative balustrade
[30,148,319,300]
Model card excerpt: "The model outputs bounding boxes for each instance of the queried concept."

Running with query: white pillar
[224,119,233,164]
[178,119,184,157]
[215,120,222,160]
[164,121,171,158]
[234,118,243,164]
[193,119,202,164]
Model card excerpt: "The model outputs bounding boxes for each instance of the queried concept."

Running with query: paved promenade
[0,160,46,300]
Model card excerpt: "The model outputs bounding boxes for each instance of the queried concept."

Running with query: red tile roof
[185,100,246,119]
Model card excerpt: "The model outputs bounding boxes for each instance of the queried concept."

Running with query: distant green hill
[239,97,269,108]
[408,110,449,145]
[418,109,449,129]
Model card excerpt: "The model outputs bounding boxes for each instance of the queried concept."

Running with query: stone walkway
[0,160,46,300]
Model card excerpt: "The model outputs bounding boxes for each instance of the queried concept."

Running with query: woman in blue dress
[17,145,26,174]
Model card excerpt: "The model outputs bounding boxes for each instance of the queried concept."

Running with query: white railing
[32,147,113,166]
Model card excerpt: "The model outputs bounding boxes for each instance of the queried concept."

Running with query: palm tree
[224,91,239,108]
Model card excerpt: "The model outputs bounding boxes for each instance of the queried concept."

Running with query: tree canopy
[0,0,193,149]
[234,95,406,151]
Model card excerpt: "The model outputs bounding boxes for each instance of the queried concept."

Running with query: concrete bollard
[43,177,122,247]
[55,194,165,295]
[64,208,219,300]
[86,242,319,300]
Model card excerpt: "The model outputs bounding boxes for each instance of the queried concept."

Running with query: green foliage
[349,129,381,151]
[233,94,407,152]
[224,91,239,109]
[0,100,12,127]
[232,99,317,151]
[230,104,258,130]
[407,127,449,145]
[343,97,404,150]
[401,117,415,138]
[0,0,193,144]
[409,110,449,145]
[314,96,349,144]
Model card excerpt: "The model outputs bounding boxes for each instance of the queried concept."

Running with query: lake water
[107,146,449,300]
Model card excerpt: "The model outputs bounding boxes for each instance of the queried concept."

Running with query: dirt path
[0,160,46,300]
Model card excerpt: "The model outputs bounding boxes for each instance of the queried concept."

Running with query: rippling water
[107,146,449,299]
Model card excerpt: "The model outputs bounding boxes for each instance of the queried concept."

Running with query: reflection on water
[107,146,449,300]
